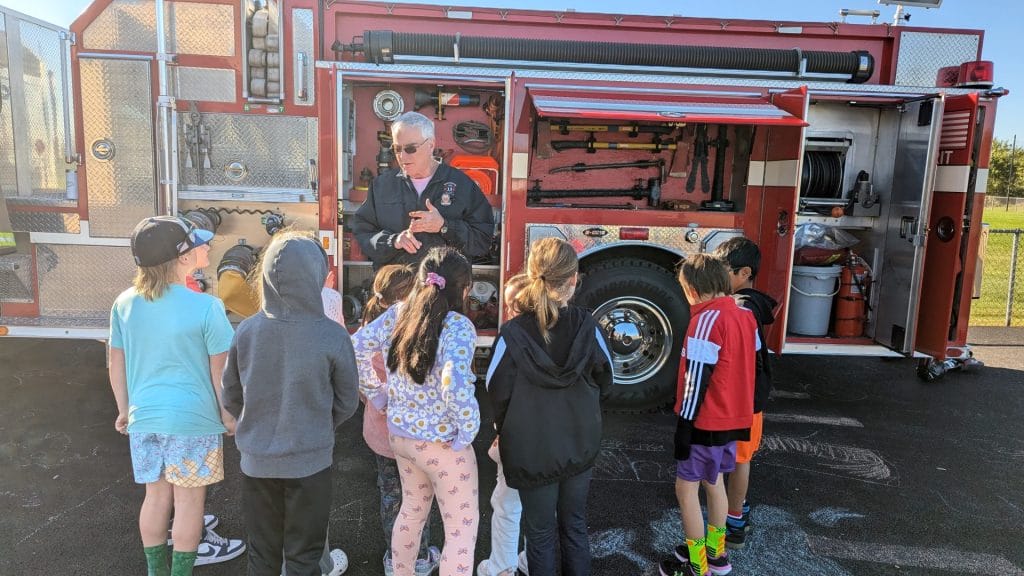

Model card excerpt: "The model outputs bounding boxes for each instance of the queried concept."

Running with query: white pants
[486,442,523,574]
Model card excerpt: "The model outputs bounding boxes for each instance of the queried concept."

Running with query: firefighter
[350,111,495,269]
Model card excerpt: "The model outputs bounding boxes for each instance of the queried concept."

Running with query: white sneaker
[166,514,220,546]
[194,527,246,566]
[323,548,348,576]
[477,559,498,576]
[477,557,519,576]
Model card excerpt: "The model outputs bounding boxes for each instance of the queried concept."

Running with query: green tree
[989,138,1024,197]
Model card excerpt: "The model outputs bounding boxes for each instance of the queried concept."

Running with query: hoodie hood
[260,236,327,321]
[735,288,778,326]
[502,309,600,390]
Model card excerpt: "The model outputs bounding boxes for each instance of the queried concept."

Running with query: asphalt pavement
[1,332,1023,575]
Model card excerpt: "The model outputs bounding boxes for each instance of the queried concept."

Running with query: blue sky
[6,0,1022,142]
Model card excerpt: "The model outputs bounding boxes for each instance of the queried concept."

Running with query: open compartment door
[873,96,945,354]
[528,85,809,127]
[915,94,981,359]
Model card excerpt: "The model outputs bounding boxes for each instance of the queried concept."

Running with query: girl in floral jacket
[352,247,480,576]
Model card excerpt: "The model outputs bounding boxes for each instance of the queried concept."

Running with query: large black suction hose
[337,30,874,83]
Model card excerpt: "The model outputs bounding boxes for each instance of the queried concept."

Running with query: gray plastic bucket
[788,265,842,336]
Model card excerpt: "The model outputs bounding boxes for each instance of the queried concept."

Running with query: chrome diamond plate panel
[178,114,317,190]
[175,66,237,103]
[37,244,135,318]
[83,1,235,56]
[8,210,80,233]
[1,194,76,207]
[0,15,17,198]
[292,8,314,106]
[7,210,79,231]
[0,253,33,302]
[895,32,980,88]
[80,58,156,237]
[82,0,157,53]
[17,20,68,197]
[526,223,742,259]
[167,3,235,56]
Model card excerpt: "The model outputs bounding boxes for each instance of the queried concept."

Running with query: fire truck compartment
[784,97,944,355]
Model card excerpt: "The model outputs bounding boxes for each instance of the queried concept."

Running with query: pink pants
[390,435,479,576]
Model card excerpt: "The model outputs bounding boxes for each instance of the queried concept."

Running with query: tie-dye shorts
[129,433,224,487]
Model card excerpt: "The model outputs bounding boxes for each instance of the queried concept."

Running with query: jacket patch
[441,182,456,205]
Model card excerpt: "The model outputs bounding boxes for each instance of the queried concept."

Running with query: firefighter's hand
[114,413,128,435]
[408,199,445,234]
[394,229,421,254]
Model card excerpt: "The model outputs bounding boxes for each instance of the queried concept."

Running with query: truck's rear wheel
[575,259,689,410]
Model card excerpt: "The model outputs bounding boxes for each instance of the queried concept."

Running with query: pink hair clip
[424,272,446,290]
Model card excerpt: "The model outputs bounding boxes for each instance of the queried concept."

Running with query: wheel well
[579,246,682,277]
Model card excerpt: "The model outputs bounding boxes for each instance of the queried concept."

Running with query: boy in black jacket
[712,237,778,549]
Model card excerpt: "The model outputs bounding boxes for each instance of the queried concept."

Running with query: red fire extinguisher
[833,252,871,338]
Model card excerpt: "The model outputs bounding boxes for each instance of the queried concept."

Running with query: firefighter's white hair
[391,111,435,140]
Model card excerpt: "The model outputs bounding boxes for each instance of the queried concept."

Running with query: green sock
[686,537,708,575]
[707,524,727,558]
[170,550,197,576]
[143,544,170,576]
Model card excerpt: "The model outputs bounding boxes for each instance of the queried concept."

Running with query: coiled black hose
[217,244,259,279]
[339,30,874,83]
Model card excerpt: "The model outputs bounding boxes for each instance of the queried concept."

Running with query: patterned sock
[143,545,170,576]
[686,537,708,575]
[726,511,745,531]
[170,550,197,576]
[706,524,727,558]
[742,500,751,518]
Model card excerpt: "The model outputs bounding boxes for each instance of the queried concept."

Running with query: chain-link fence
[973,228,1024,326]
[984,196,1024,212]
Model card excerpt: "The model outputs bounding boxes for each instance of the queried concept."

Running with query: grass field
[982,209,1024,231]
[973,208,1024,326]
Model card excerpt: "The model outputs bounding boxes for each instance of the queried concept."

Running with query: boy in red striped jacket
[660,254,759,576]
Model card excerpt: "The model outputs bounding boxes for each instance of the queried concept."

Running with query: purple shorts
[675,442,737,483]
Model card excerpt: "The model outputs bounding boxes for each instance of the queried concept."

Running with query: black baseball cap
[130,216,214,267]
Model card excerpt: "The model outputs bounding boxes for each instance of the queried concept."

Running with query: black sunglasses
[391,139,428,155]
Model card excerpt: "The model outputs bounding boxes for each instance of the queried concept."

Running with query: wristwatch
[439,220,448,235]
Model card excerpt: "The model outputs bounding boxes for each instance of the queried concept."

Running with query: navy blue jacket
[350,163,494,267]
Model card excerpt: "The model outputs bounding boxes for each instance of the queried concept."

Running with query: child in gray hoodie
[222,234,359,576]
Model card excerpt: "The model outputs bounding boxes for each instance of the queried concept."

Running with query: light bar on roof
[877,0,942,7]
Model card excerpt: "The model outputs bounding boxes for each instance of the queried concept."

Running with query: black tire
[574,258,690,410]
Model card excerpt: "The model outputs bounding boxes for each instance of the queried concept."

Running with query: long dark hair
[387,247,473,384]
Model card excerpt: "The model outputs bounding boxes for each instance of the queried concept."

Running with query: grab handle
[296,52,308,101]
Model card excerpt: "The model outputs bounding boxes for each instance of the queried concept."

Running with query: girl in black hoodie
[485,237,614,576]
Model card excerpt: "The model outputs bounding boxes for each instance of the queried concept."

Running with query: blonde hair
[513,237,578,343]
[133,260,178,301]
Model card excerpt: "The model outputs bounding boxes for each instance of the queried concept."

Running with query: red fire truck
[0,0,1005,408]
